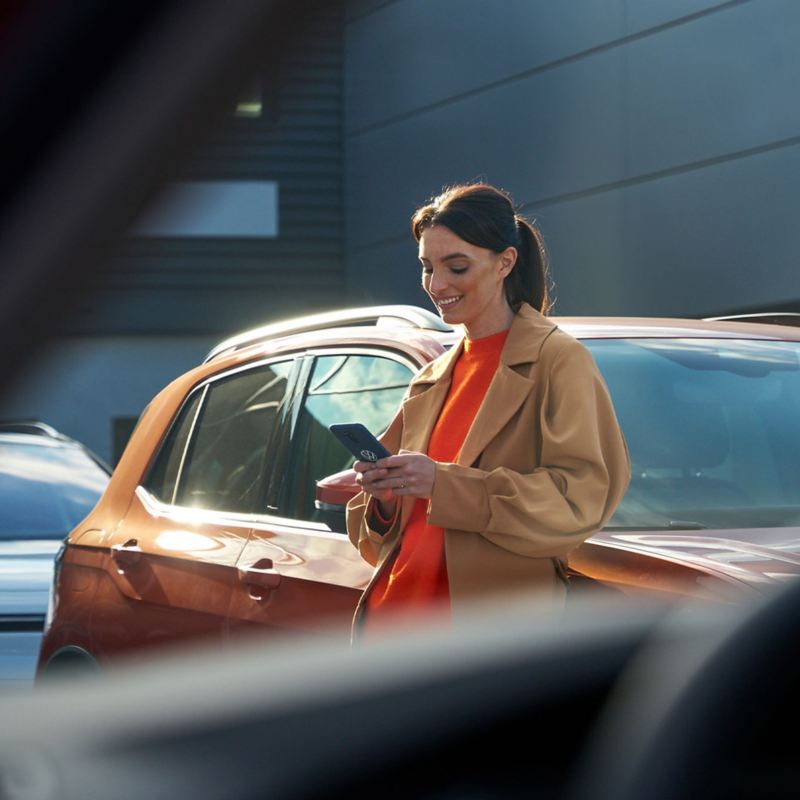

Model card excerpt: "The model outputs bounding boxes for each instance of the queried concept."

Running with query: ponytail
[506,215,553,315]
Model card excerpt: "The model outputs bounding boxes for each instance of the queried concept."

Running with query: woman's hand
[353,450,437,502]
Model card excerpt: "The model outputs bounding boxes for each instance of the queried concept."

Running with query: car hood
[593,527,800,589]
[0,539,61,617]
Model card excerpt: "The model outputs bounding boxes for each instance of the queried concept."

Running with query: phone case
[329,423,391,462]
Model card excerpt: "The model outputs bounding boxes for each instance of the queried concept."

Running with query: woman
[346,183,630,634]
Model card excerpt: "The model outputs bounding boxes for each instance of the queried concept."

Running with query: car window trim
[135,485,343,539]
[300,345,422,371]
[265,355,313,512]
[136,485,256,531]
[170,383,208,505]
[256,358,303,513]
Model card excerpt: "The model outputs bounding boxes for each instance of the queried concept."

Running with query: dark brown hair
[411,183,553,315]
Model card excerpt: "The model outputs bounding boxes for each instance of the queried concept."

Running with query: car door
[228,349,416,638]
[95,358,296,658]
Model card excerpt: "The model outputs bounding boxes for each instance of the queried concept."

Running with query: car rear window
[586,338,800,530]
[0,440,109,540]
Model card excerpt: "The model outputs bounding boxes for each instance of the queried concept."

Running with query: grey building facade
[2,0,798,463]
[344,0,800,317]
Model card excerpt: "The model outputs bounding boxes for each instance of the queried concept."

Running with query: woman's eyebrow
[419,252,470,263]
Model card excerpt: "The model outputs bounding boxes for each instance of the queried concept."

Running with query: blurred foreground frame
[0,0,324,386]
[0,595,674,800]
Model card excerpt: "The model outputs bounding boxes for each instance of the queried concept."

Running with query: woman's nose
[428,271,448,294]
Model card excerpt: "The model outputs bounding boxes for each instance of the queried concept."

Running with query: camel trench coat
[346,303,631,630]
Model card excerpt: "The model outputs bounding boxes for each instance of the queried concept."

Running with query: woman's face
[418,225,516,338]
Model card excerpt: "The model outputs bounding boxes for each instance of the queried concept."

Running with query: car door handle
[111,538,141,568]
[239,558,282,590]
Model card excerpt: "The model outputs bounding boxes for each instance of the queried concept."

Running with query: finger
[377,454,412,469]
[372,476,412,492]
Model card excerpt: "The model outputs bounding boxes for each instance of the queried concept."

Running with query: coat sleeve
[426,341,631,559]
[346,406,405,566]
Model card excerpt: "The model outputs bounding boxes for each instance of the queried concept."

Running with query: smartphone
[329,423,392,463]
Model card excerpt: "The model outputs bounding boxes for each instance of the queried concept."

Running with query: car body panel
[91,489,253,658]
[228,517,372,637]
[0,540,61,620]
[574,527,800,596]
[556,316,800,341]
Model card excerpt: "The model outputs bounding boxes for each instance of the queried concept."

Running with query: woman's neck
[463,302,515,341]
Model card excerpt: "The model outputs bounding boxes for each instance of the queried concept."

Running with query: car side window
[144,390,203,505]
[145,360,293,513]
[280,353,413,525]
[174,361,294,514]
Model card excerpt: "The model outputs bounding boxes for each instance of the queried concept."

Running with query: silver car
[0,421,109,688]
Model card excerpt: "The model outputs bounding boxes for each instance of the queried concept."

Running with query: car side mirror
[314,469,360,533]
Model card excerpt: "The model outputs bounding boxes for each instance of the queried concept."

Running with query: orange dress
[364,329,509,632]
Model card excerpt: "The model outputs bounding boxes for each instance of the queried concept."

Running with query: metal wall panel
[345,0,737,133]
[348,138,800,317]
[344,0,800,316]
[538,140,800,316]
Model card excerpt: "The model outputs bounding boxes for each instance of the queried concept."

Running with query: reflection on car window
[148,361,293,513]
[587,339,800,529]
[0,440,109,539]
[144,389,203,505]
[281,353,413,524]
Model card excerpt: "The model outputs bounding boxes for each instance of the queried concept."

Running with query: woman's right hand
[353,459,397,516]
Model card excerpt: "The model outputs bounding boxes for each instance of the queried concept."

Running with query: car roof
[0,432,75,448]
[202,310,800,376]
[0,421,112,473]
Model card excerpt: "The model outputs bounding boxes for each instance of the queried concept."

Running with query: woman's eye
[450,267,468,275]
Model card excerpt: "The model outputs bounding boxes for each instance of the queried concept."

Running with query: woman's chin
[437,303,464,324]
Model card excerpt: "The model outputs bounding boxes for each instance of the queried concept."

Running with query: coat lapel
[401,337,461,454]
[401,378,452,454]
[457,304,558,467]
[457,365,533,467]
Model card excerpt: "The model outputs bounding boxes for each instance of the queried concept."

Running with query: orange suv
[38,306,800,674]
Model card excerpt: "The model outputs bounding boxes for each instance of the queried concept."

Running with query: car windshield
[588,338,800,530]
[0,440,109,540]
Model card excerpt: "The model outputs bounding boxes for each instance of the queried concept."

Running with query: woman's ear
[499,246,518,278]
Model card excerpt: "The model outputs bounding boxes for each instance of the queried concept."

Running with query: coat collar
[404,303,559,467]
[410,303,558,387]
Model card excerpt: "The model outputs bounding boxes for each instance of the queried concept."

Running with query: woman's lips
[436,295,462,311]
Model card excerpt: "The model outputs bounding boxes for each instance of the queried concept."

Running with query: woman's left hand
[364,450,437,498]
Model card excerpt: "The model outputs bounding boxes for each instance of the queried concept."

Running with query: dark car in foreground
[9,584,800,800]
[0,422,109,686]
[37,305,800,675]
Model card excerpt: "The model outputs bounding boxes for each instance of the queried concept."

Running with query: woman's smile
[434,295,463,310]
